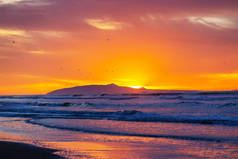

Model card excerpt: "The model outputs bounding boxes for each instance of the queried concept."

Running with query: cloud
[0,0,237,32]
[28,50,47,54]
[202,73,238,80]
[188,16,237,29]
[0,0,237,46]
[29,31,68,38]
[0,0,21,4]
[0,28,26,36]
[0,0,51,6]
[85,18,125,30]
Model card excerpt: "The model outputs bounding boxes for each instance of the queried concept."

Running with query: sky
[0,0,238,94]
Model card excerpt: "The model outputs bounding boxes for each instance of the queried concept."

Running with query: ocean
[0,92,238,158]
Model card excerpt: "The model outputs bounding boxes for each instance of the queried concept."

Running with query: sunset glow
[0,0,238,95]
[129,86,143,89]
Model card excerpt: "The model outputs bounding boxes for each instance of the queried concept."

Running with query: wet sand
[0,117,238,159]
[0,141,62,159]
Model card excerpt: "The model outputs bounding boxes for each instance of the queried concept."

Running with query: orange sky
[0,0,238,94]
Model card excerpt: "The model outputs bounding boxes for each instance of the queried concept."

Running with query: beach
[0,94,238,158]
[0,141,61,159]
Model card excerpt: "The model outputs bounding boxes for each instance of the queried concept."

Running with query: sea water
[0,92,238,158]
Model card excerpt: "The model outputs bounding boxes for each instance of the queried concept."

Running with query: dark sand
[0,141,63,159]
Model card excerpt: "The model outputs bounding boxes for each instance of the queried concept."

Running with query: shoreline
[0,141,63,159]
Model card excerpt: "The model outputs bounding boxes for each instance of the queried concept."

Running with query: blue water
[0,93,238,140]
[0,92,238,158]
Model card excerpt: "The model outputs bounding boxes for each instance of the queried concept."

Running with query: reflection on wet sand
[0,117,238,159]
[42,136,238,159]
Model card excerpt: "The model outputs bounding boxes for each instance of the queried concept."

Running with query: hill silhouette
[48,84,148,95]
